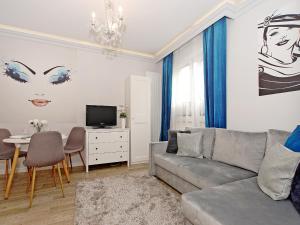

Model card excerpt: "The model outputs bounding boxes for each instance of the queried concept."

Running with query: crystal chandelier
[90,0,126,49]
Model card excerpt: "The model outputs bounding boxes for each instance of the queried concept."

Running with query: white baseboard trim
[130,160,149,165]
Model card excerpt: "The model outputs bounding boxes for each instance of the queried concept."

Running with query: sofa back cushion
[212,129,267,173]
[266,129,290,151]
[189,128,216,159]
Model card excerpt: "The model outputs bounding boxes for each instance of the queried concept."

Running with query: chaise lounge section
[182,177,299,225]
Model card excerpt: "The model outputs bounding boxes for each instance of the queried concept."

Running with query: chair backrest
[26,131,65,167]
[0,128,15,155]
[65,127,86,149]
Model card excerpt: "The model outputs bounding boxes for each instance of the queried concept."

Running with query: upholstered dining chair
[24,131,65,207]
[0,128,27,190]
[64,127,86,171]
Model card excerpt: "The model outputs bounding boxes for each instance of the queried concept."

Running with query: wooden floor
[0,163,148,225]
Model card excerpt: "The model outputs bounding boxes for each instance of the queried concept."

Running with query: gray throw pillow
[166,130,191,154]
[258,143,300,200]
[177,133,203,158]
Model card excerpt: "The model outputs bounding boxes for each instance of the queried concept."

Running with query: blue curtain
[160,53,173,141]
[203,17,227,128]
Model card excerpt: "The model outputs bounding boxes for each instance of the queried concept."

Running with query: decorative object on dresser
[84,128,129,172]
[126,75,151,164]
[120,112,127,129]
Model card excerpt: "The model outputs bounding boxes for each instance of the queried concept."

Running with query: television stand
[83,128,130,172]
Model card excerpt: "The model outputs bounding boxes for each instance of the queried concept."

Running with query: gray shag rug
[75,170,186,225]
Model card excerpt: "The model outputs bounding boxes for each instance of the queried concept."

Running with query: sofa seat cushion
[182,177,300,225]
[154,153,256,189]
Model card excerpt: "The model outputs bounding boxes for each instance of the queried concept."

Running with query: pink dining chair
[24,131,65,207]
[0,128,27,190]
[64,127,86,171]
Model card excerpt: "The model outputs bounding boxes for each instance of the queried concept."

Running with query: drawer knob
[120,136,123,138]
[96,148,98,150]
[120,155,123,158]
[120,146,123,148]
[96,158,98,161]
[96,137,98,139]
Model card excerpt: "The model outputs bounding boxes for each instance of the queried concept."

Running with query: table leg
[4,147,20,199]
[62,159,70,183]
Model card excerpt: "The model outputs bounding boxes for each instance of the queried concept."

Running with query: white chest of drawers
[84,128,130,172]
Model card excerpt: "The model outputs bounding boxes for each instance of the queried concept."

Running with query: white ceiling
[0,0,233,55]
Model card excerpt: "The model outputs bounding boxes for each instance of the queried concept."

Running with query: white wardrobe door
[146,72,162,142]
[130,76,151,163]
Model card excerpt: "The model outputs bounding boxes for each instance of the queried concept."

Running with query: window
[171,35,205,130]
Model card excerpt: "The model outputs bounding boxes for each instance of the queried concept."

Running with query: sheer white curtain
[171,34,205,130]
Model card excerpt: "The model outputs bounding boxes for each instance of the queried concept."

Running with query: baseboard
[130,159,149,165]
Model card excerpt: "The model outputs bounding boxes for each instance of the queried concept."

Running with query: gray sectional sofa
[149,128,300,225]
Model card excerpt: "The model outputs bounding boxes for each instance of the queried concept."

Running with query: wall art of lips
[28,99,51,107]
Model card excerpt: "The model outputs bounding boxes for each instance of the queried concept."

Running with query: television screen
[86,105,117,127]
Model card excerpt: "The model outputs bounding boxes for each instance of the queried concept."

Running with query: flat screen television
[86,105,117,128]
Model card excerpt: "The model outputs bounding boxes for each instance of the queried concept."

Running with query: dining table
[3,134,70,199]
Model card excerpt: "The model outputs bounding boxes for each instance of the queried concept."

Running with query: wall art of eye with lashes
[1,60,71,107]
[258,6,300,96]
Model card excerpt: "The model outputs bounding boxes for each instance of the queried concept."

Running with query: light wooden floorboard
[0,163,148,225]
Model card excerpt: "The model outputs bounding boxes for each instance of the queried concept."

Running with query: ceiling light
[90,0,126,49]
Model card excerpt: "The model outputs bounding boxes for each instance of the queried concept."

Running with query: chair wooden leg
[5,147,20,199]
[79,152,85,167]
[57,163,64,198]
[26,167,32,193]
[4,160,9,190]
[69,154,73,171]
[52,167,57,187]
[62,160,70,183]
[29,167,36,208]
[51,166,55,176]
[65,154,70,170]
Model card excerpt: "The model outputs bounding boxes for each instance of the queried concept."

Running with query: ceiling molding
[0,0,263,63]
[154,0,263,62]
[0,23,155,60]
[154,0,236,61]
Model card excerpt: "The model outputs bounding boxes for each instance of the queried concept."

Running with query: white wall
[0,33,159,172]
[227,0,300,132]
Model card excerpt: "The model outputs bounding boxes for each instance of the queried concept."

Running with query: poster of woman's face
[258,4,300,96]
[0,36,77,124]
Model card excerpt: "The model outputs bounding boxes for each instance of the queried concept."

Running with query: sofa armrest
[149,141,168,176]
